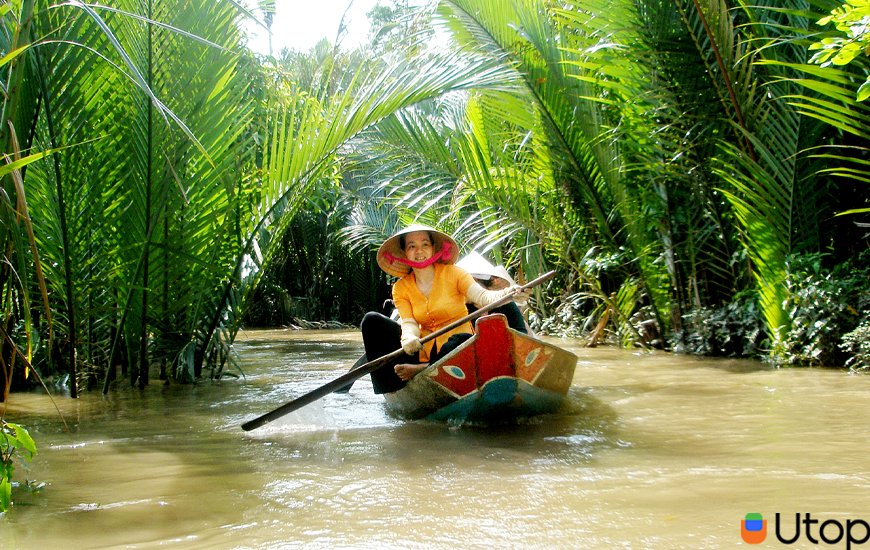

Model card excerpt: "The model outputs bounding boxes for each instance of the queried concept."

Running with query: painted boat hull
[384,313,577,423]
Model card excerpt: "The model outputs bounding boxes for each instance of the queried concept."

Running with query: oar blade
[240,350,398,431]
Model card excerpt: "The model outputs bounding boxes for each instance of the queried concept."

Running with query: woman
[361,224,518,394]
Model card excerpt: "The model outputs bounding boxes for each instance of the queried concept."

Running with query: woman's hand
[401,335,422,354]
[503,284,530,305]
[400,319,422,354]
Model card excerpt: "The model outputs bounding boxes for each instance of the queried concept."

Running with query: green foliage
[672,291,766,358]
[841,319,870,371]
[1,0,522,393]
[0,0,43,398]
[809,0,870,101]
[0,420,37,513]
[778,251,870,367]
[21,0,262,389]
[334,0,866,368]
[0,0,865,396]
[243,188,383,326]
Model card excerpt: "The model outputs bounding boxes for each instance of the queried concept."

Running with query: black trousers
[360,312,472,394]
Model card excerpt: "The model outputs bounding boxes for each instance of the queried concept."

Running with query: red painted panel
[474,315,514,382]
[427,340,478,397]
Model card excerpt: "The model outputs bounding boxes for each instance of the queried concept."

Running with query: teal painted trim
[426,377,564,423]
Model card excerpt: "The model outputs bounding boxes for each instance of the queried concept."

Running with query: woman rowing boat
[361,224,521,393]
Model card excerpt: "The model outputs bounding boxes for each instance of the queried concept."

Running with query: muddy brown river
[1,328,868,549]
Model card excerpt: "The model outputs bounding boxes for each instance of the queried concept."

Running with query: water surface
[2,328,868,549]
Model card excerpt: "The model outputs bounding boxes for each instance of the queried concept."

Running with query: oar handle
[240,270,556,431]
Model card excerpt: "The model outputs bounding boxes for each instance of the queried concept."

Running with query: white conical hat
[456,251,516,286]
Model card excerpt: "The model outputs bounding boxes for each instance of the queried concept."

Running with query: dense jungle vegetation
[1,0,869,405]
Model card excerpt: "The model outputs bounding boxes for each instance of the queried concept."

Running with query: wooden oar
[240,270,556,431]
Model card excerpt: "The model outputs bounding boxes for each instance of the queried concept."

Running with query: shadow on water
[389,387,623,465]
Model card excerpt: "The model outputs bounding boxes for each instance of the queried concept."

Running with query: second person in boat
[456,251,532,335]
[361,224,521,393]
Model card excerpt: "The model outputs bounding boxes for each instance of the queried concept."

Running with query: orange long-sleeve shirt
[392,263,475,361]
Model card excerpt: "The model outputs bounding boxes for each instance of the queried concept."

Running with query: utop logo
[742,513,767,544]
[741,512,870,548]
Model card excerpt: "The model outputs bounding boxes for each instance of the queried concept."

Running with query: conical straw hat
[376,224,459,278]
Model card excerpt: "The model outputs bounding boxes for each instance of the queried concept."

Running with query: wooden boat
[383,313,577,423]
